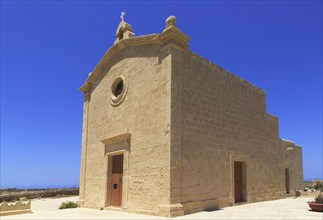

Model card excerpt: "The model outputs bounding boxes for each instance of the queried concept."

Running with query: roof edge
[79,26,191,93]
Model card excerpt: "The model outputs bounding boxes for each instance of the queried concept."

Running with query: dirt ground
[1,196,322,219]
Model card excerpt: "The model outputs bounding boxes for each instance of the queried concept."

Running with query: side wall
[178,51,291,214]
[79,44,172,216]
[280,139,304,193]
[289,146,304,191]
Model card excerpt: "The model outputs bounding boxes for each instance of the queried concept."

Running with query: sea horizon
[0,185,80,190]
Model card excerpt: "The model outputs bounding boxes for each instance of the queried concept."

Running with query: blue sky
[1,1,322,189]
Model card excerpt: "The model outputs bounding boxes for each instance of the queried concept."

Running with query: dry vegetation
[0,188,79,203]
[304,180,323,192]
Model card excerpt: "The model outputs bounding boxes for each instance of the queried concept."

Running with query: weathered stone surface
[0,200,31,216]
[78,15,304,217]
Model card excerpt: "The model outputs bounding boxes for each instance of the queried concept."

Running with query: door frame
[105,150,129,208]
[110,154,124,207]
[234,161,243,203]
[230,154,248,204]
[285,168,290,194]
[102,133,130,208]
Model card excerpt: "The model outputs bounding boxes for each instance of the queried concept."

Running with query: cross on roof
[120,12,125,22]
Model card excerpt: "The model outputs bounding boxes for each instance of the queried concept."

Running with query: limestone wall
[289,145,304,191]
[79,44,173,215]
[0,199,31,216]
[175,51,294,214]
[280,139,304,192]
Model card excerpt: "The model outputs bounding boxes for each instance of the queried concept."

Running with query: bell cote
[114,12,135,45]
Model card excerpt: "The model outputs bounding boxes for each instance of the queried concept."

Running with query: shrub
[304,181,314,189]
[314,193,323,204]
[313,181,323,191]
[59,201,78,209]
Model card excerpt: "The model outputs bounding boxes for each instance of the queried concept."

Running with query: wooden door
[285,168,290,194]
[110,155,123,207]
[234,162,243,203]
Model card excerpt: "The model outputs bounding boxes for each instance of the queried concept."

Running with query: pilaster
[78,92,90,204]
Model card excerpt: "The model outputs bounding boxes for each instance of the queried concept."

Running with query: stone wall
[0,199,31,216]
[280,139,304,192]
[174,50,298,214]
[289,146,304,191]
[79,44,173,216]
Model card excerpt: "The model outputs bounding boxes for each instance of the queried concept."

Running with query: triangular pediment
[79,16,190,93]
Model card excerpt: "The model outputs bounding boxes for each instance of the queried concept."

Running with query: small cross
[120,12,125,22]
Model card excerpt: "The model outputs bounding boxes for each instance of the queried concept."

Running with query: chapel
[78,14,304,217]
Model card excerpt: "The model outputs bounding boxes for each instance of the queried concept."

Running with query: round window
[114,80,124,97]
[110,76,128,106]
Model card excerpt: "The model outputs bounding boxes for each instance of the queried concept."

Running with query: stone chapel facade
[78,15,304,217]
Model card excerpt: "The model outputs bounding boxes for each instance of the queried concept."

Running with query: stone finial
[166,15,177,28]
